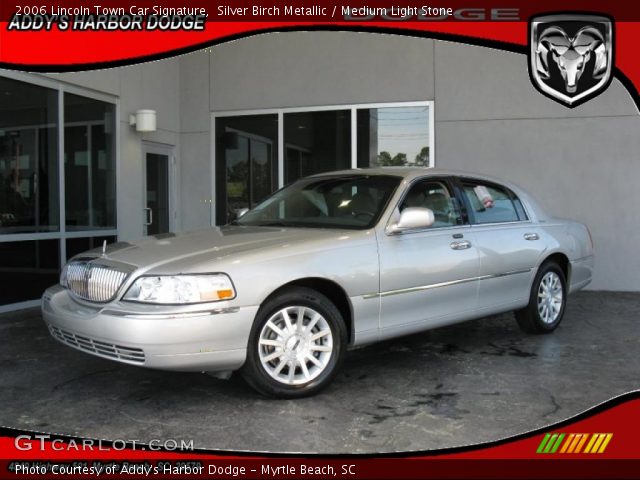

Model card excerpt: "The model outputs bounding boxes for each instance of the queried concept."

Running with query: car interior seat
[402,189,427,210]
[424,192,453,224]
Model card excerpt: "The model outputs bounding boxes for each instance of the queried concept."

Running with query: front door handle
[450,240,472,250]
[524,233,539,241]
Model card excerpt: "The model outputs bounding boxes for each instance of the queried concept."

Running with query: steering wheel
[351,210,374,221]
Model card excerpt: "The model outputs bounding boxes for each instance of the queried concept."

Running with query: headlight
[123,274,236,304]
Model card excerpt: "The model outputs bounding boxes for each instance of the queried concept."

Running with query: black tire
[241,287,347,398]
[516,261,567,334]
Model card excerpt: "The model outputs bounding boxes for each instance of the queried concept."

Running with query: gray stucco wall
[24,30,639,292]
[210,32,435,111]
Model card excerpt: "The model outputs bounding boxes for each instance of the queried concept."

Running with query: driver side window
[400,180,462,228]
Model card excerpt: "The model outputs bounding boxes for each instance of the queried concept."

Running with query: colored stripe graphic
[543,434,558,453]
[536,434,551,454]
[536,433,613,454]
[598,433,613,453]
[584,434,598,453]
[559,433,575,453]
[550,433,565,453]
[567,433,582,453]
[574,433,589,453]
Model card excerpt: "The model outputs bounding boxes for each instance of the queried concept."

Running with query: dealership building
[0,31,638,311]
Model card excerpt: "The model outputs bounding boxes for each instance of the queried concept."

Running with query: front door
[378,178,480,333]
[143,143,174,236]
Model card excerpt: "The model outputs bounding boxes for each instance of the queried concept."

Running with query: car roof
[312,167,512,185]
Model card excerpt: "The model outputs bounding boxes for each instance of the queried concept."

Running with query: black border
[0,21,638,459]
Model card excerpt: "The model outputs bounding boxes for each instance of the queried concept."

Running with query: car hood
[87,226,359,271]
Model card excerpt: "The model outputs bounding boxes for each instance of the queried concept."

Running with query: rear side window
[461,181,527,224]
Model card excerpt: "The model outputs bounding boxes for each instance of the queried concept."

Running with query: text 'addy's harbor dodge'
[42,169,594,397]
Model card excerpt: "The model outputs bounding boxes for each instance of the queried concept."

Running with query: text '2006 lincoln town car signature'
[42,168,594,397]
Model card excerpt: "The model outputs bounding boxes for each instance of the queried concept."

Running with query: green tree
[378,151,408,166]
[414,146,430,166]
[377,151,392,166]
[391,153,407,166]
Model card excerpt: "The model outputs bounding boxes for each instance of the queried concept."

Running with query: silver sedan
[42,168,594,397]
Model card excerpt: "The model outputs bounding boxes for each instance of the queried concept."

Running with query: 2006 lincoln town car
[42,168,594,397]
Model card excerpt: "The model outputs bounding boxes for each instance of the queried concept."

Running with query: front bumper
[42,285,258,372]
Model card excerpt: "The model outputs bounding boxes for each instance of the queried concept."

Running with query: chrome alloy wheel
[537,271,563,324]
[258,306,333,385]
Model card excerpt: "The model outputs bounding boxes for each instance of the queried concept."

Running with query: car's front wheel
[241,287,347,398]
[516,261,567,334]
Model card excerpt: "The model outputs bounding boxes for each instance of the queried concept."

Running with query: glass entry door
[143,143,173,236]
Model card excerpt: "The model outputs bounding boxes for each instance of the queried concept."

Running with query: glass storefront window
[214,103,432,225]
[0,77,59,234]
[0,75,117,308]
[357,106,430,168]
[284,110,351,184]
[64,93,116,230]
[215,114,278,224]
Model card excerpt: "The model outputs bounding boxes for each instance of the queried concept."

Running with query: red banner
[0,3,638,108]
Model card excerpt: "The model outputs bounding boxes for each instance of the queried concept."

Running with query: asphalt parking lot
[1,291,638,453]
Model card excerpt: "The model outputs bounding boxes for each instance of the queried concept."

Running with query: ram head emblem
[529,15,613,107]
[536,26,607,93]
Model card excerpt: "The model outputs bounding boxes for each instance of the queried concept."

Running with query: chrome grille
[49,325,145,364]
[66,260,129,303]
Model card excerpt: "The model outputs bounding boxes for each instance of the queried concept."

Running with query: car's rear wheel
[241,287,347,398]
[516,261,567,334]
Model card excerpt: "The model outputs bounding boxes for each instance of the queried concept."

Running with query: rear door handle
[450,240,472,250]
[524,233,539,241]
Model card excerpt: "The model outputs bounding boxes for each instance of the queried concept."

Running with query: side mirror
[388,207,434,234]
[236,208,249,218]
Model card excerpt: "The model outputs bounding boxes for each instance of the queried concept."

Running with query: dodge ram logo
[529,14,613,107]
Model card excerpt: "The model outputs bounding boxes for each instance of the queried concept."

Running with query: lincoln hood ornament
[529,14,613,107]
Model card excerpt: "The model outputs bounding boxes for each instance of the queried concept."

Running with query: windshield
[235,174,401,229]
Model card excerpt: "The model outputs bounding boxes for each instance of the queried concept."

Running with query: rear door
[456,177,544,310]
[378,177,480,332]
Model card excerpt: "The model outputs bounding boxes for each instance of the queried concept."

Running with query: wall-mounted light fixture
[129,109,157,132]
